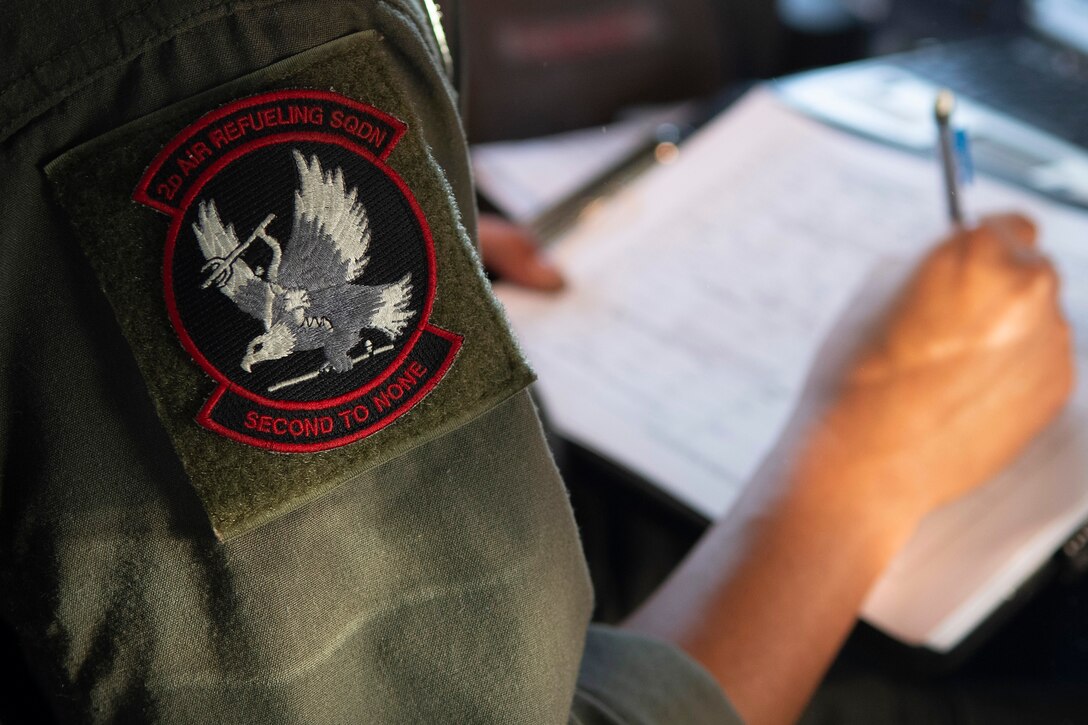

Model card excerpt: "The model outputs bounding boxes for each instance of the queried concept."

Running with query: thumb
[979,212,1038,249]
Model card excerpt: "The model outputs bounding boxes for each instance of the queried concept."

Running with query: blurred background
[446,1,1088,721]
[452,0,1029,142]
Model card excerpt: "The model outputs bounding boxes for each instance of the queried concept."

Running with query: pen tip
[935,89,956,120]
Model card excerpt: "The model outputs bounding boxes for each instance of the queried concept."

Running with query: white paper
[496,87,1088,650]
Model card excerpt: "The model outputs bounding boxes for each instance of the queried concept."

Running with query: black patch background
[172,140,430,404]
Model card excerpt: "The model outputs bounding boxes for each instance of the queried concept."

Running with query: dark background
[457,0,1030,142]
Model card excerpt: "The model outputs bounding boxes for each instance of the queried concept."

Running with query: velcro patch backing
[46,32,534,540]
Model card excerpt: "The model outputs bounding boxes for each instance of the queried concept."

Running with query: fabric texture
[0,0,739,722]
[573,627,744,725]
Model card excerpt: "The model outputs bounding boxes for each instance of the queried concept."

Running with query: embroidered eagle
[192,150,414,376]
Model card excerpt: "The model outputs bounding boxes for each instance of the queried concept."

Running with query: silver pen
[934,89,964,226]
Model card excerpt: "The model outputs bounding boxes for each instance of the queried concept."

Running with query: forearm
[623,418,926,724]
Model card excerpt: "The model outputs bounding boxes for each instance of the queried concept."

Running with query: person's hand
[627,215,1074,725]
[477,213,564,291]
[812,213,1075,519]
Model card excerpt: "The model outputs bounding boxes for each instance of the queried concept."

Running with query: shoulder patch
[45,32,534,540]
[136,91,461,452]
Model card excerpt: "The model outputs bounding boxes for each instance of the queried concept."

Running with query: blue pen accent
[954,127,974,185]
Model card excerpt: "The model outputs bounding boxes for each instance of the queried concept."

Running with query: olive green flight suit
[0,0,740,722]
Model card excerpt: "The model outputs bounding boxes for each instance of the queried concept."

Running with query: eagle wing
[305,273,415,341]
[191,200,272,328]
[278,150,371,291]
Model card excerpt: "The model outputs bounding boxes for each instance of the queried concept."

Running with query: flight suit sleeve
[0,0,740,722]
[571,626,744,725]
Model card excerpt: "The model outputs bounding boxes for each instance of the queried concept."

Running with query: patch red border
[134,90,462,453]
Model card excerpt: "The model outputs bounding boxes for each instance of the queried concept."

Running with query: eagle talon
[324,351,354,373]
[200,257,234,289]
[318,358,352,373]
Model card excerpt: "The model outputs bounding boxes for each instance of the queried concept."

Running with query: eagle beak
[241,359,252,373]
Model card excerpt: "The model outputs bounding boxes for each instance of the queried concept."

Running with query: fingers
[478,214,565,292]
[980,212,1038,249]
[952,212,1051,280]
[950,212,1037,258]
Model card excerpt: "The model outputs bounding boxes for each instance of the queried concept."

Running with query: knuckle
[1024,257,1060,296]
[1041,264,1062,297]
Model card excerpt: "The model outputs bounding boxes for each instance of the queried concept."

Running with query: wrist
[786,406,934,567]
